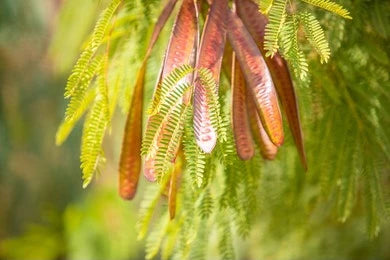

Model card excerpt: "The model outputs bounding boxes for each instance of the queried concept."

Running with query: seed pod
[227,10,284,146]
[144,0,199,181]
[247,88,278,160]
[119,0,180,199]
[236,0,307,169]
[193,0,227,153]
[232,53,255,160]
[119,65,145,200]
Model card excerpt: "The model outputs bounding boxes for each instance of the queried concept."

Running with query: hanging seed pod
[232,53,255,160]
[247,88,278,160]
[227,10,284,146]
[119,0,179,199]
[119,65,145,200]
[144,0,199,181]
[236,0,307,169]
[193,0,228,153]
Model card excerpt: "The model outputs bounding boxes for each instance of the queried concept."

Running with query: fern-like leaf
[80,85,109,187]
[264,0,287,57]
[300,11,331,63]
[258,0,274,14]
[280,17,309,80]
[65,0,121,97]
[300,0,352,19]
[148,64,194,115]
[145,212,170,260]
[154,105,189,180]
[56,87,96,145]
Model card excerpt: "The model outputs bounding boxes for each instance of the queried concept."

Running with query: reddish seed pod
[227,10,284,146]
[119,0,181,199]
[193,0,228,153]
[232,54,255,160]
[119,65,145,200]
[236,0,307,169]
[247,89,278,160]
[144,0,199,181]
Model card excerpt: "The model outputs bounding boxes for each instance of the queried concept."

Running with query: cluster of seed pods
[119,0,307,219]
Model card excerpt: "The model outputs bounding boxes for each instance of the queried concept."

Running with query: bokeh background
[0,0,389,260]
[0,0,144,259]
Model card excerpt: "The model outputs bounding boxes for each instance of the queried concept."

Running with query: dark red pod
[144,0,199,181]
[247,89,278,160]
[227,10,284,146]
[232,54,255,160]
[119,65,145,200]
[236,0,307,169]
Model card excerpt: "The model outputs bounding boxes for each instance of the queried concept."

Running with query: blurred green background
[0,0,144,259]
[0,0,389,260]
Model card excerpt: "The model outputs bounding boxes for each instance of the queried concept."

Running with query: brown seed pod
[247,88,278,160]
[119,0,180,199]
[119,65,145,200]
[232,53,255,160]
[236,0,307,169]
[144,0,199,181]
[193,0,228,153]
[227,10,284,146]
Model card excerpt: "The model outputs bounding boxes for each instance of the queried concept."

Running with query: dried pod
[247,89,278,160]
[193,0,228,153]
[144,0,199,181]
[119,65,145,200]
[237,0,307,169]
[227,10,284,146]
[232,54,255,160]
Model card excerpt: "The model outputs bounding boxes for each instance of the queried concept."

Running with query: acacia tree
[57,0,389,259]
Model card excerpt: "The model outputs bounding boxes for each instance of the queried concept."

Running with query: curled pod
[232,53,255,160]
[247,89,278,160]
[227,10,284,146]
[193,0,228,153]
[144,0,199,181]
[236,0,307,169]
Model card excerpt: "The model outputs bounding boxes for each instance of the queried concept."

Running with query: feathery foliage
[301,0,352,19]
[55,0,390,259]
[264,0,287,57]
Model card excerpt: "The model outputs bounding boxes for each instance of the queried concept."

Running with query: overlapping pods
[236,0,307,168]
[227,9,284,148]
[119,0,179,200]
[193,0,227,153]
[143,0,198,182]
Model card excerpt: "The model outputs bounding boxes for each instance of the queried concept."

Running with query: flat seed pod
[144,0,199,181]
[237,0,307,169]
[227,10,284,146]
[193,0,228,153]
[119,0,180,199]
[119,65,145,200]
[232,54,255,160]
[247,88,278,160]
